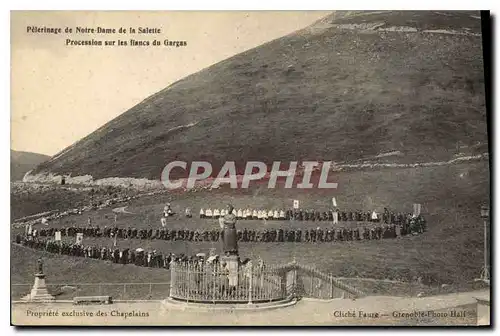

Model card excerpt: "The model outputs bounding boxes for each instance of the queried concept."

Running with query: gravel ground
[12,289,488,326]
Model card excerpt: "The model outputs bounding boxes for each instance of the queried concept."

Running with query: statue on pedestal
[21,257,54,302]
[37,258,44,275]
[221,204,238,256]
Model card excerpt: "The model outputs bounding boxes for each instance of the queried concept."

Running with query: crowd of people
[15,236,214,269]
[198,207,416,224]
[15,236,259,271]
[22,213,426,243]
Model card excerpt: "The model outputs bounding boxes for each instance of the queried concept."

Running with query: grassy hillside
[12,162,490,289]
[12,11,489,299]
[11,150,50,181]
[11,243,170,300]
[10,184,138,220]
[31,11,486,180]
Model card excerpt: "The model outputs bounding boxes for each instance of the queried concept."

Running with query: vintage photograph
[10,10,490,326]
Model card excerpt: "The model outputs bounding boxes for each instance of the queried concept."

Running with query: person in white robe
[205,209,213,218]
[237,209,243,219]
[273,210,279,219]
[161,217,167,227]
[200,208,205,218]
[252,209,258,220]
[213,209,220,219]
[164,204,170,217]
[332,208,339,225]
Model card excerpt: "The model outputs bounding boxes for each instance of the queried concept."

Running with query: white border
[4,0,500,10]
[2,1,498,335]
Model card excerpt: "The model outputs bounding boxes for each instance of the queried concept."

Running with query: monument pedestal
[221,255,239,286]
[22,273,55,302]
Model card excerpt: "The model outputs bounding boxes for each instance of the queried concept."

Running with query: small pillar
[221,204,240,287]
[476,295,490,326]
[221,255,239,286]
[22,259,55,302]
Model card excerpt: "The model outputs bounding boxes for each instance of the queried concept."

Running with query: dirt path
[12,289,488,326]
[112,206,135,214]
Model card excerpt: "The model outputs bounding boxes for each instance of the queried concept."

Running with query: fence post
[149,283,153,297]
[169,262,175,298]
[329,276,333,298]
[293,266,298,298]
[187,263,191,303]
[294,267,298,293]
[260,270,264,296]
[213,265,216,303]
[279,271,286,299]
[310,274,314,296]
[248,264,253,305]
[203,266,207,300]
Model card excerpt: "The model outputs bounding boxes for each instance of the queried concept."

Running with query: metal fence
[11,282,170,301]
[296,273,360,299]
[170,262,289,303]
[269,263,366,300]
[12,262,377,302]
[12,266,365,302]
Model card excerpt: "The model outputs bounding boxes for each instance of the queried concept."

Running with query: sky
[11,11,330,156]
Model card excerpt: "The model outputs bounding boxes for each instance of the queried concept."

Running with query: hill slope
[12,162,490,290]
[32,11,487,180]
[11,150,50,181]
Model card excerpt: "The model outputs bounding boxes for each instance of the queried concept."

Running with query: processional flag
[413,203,421,216]
[75,233,84,245]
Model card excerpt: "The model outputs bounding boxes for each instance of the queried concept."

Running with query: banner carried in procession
[331,197,337,207]
[413,203,421,216]
[293,200,299,209]
[76,233,84,245]
[26,224,32,236]
[55,231,61,241]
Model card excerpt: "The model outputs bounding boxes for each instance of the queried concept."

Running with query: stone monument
[221,204,239,286]
[22,258,55,302]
